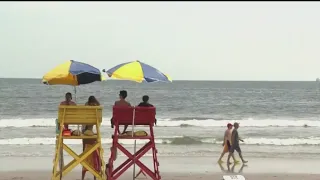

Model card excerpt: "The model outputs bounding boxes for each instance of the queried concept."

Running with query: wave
[0,117,319,128]
[1,136,320,146]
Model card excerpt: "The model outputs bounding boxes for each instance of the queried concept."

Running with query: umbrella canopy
[104,60,172,83]
[42,60,105,86]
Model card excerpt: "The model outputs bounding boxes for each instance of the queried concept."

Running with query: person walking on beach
[218,123,238,163]
[227,122,248,164]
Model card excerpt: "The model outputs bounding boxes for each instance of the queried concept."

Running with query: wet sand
[0,156,319,180]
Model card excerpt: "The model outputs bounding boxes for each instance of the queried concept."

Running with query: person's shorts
[229,145,241,153]
[223,140,231,152]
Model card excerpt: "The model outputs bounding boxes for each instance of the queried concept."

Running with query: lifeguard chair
[107,106,161,180]
[52,105,106,180]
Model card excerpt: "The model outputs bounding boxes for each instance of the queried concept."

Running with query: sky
[0,1,320,81]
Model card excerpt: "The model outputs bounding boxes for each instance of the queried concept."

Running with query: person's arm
[239,135,244,142]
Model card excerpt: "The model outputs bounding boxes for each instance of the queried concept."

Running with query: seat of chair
[56,135,98,139]
[112,135,152,140]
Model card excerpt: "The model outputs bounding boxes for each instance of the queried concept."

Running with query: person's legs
[135,169,146,178]
[226,141,238,163]
[236,147,248,163]
[227,152,233,164]
[218,143,228,162]
[231,153,237,162]
[122,125,128,134]
[227,147,234,164]
[111,118,114,128]
[81,170,86,180]
[105,164,109,178]
[218,151,226,162]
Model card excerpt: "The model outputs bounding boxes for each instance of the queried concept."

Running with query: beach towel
[82,143,101,173]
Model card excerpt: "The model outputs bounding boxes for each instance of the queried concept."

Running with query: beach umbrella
[103,60,172,83]
[103,60,171,179]
[42,59,105,132]
[43,60,104,86]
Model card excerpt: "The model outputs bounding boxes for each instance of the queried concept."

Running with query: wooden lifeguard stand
[52,105,106,180]
[107,106,161,180]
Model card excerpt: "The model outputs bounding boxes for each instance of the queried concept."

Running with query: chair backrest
[134,106,156,125]
[58,105,102,125]
[112,106,134,125]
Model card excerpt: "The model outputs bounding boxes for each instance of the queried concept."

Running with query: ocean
[1,78,320,159]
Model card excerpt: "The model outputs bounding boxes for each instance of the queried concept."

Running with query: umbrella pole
[132,109,136,180]
[74,86,77,102]
[132,83,137,180]
[74,86,81,132]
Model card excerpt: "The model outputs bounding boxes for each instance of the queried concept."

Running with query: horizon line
[0,77,317,82]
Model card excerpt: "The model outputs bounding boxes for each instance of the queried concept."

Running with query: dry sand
[0,171,319,180]
[0,156,319,180]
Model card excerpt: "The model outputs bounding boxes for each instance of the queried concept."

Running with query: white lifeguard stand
[223,175,246,180]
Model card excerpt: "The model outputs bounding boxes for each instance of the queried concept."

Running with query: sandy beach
[2,0,320,180]
[0,171,319,180]
[0,156,319,180]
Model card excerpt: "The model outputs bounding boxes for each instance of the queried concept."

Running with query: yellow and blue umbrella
[42,60,105,85]
[103,60,172,83]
